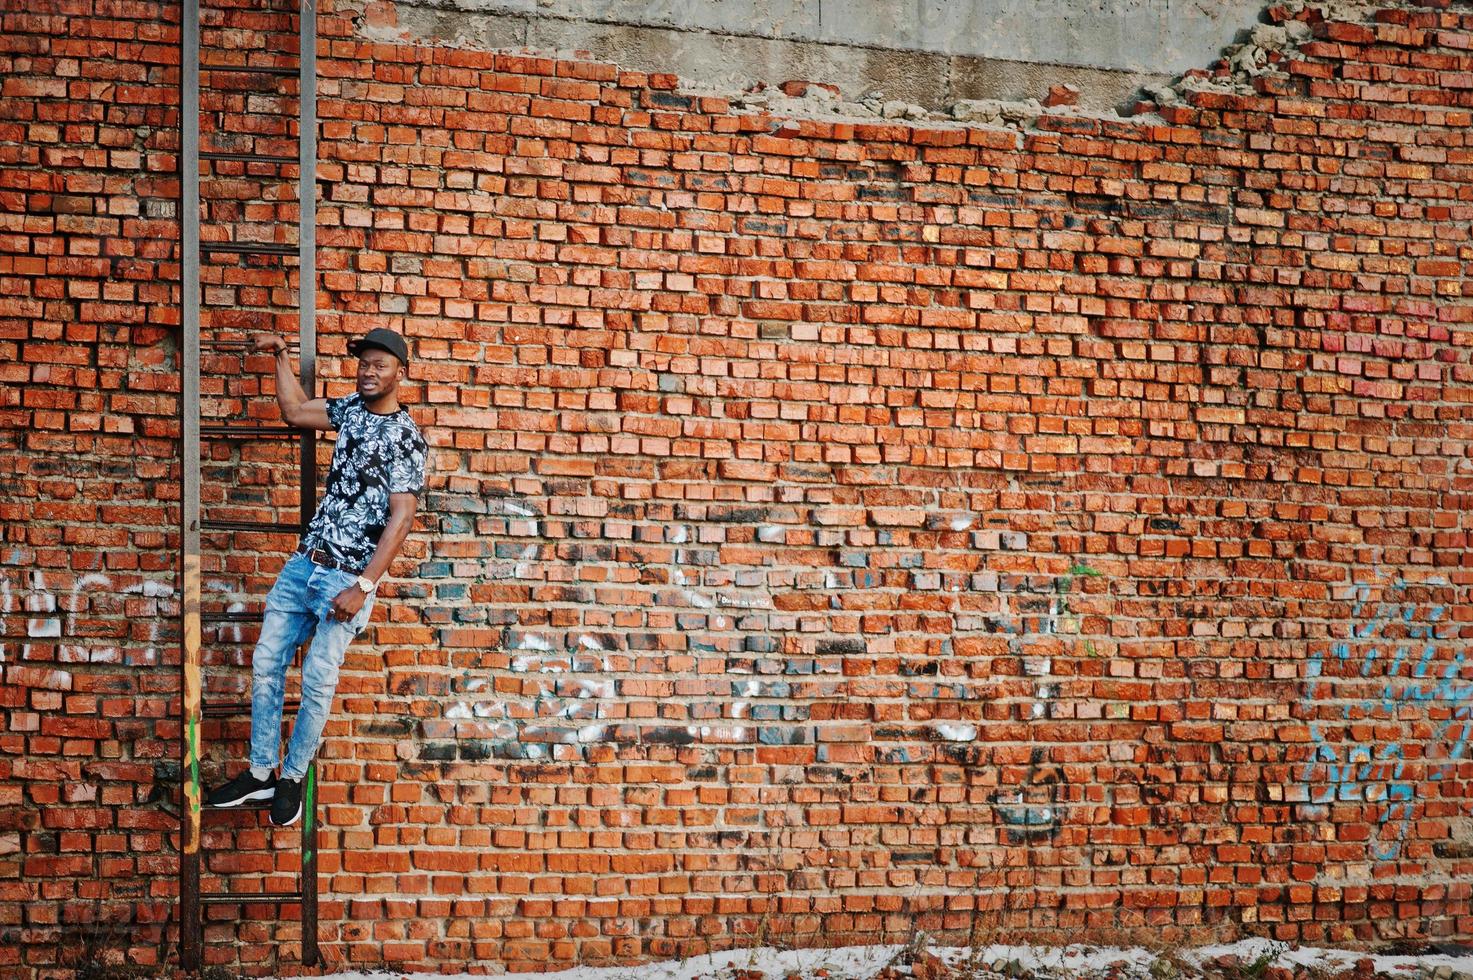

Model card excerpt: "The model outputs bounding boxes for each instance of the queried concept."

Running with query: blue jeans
[249,553,373,780]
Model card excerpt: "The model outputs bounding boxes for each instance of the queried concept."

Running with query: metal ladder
[178,0,319,970]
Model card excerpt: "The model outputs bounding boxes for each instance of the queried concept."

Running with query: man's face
[356,348,403,400]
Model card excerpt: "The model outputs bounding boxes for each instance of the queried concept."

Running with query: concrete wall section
[413,0,1267,73]
[379,0,1233,110]
[817,0,1267,73]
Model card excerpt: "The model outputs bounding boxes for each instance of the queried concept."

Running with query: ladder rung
[201,64,298,77]
[201,152,299,165]
[199,340,300,350]
[201,424,303,439]
[201,519,302,534]
[202,699,300,717]
[202,609,265,625]
[201,242,298,256]
[199,890,303,905]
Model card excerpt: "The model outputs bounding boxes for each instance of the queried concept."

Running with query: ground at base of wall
[302,938,1473,980]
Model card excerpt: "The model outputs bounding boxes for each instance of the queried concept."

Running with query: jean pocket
[264,554,309,611]
[349,592,374,634]
[318,570,373,634]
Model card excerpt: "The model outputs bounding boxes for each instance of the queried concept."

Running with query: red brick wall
[3,0,1473,973]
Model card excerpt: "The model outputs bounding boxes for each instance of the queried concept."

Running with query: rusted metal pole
[179,0,203,969]
[299,0,320,966]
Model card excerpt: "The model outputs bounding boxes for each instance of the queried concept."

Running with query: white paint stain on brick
[27,572,59,638]
[564,678,614,698]
[689,724,748,741]
[717,593,767,609]
[0,577,11,662]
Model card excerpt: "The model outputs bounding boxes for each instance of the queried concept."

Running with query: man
[205,328,427,825]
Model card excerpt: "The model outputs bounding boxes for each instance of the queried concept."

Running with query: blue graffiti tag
[1301,576,1473,860]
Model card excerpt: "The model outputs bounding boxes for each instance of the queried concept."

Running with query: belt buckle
[302,547,355,575]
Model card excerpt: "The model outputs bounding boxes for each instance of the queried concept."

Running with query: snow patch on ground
[1188,938,1469,977]
[312,938,1473,980]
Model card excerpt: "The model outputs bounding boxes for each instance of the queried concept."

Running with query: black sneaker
[206,770,276,808]
[270,776,303,826]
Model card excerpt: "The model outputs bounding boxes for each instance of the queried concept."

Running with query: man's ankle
[249,765,273,781]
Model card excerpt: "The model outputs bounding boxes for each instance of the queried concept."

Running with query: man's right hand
[257,333,331,430]
[252,334,288,356]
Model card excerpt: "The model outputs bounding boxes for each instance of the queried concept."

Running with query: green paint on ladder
[188,714,200,815]
[303,767,316,863]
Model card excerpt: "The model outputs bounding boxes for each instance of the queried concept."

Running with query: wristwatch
[354,574,377,594]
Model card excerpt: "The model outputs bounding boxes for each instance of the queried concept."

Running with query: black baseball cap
[347,328,409,365]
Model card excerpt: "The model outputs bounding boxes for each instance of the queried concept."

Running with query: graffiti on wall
[938,562,1100,844]
[421,485,1115,831]
[1301,575,1473,860]
[0,569,175,667]
[419,493,767,761]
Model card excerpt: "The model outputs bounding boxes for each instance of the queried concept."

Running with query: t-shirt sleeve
[325,393,358,431]
[389,427,427,497]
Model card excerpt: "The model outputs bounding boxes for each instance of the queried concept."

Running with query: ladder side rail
[298,1,320,967]
[179,0,204,971]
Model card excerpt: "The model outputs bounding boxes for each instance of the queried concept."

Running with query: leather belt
[296,545,363,576]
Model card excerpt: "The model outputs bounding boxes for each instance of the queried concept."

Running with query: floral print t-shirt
[299,393,427,571]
